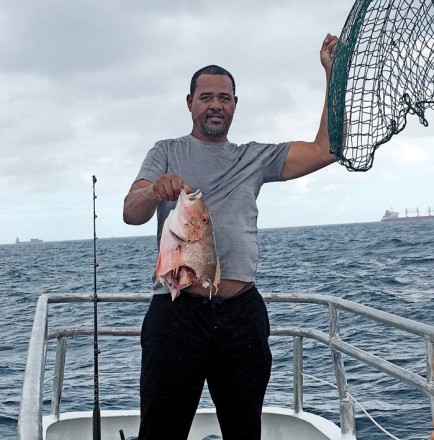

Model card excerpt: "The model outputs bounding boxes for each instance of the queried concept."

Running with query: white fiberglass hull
[43,407,348,440]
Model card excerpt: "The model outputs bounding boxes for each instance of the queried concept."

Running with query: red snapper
[155,188,221,300]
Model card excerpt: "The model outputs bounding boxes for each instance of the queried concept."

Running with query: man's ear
[186,94,193,112]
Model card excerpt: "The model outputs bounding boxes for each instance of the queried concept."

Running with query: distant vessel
[15,237,43,244]
[381,207,434,222]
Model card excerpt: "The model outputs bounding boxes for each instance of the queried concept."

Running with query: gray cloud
[0,0,432,243]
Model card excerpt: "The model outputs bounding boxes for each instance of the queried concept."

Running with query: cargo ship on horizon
[15,237,43,244]
[381,207,434,222]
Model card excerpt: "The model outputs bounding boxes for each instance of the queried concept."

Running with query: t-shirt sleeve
[255,141,292,183]
[135,141,168,183]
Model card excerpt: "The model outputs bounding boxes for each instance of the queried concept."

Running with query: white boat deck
[43,407,347,440]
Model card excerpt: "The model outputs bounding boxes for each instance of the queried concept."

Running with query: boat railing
[17,292,434,440]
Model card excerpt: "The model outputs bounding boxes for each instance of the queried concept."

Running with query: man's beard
[201,120,227,137]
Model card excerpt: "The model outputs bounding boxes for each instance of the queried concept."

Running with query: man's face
[187,74,237,142]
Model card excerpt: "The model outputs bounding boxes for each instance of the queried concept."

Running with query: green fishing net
[328,0,434,171]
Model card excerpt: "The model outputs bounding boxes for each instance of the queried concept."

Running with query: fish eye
[202,216,209,224]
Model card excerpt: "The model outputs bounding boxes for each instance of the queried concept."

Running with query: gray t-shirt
[135,134,291,293]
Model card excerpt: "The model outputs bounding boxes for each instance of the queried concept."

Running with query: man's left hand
[320,33,339,72]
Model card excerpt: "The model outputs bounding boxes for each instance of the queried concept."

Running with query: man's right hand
[123,174,192,225]
[151,173,191,202]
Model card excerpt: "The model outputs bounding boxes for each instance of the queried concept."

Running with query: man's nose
[208,97,223,109]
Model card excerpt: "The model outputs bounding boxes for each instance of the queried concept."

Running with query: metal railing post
[329,304,356,437]
[51,336,67,418]
[17,295,48,440]
[427,338,434,419]
[293,336,303,413]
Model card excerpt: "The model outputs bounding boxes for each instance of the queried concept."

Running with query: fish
[155,188,221,300]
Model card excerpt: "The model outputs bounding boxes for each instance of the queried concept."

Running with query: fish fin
[213,257,221,293]
[169,278,181,301]
[155,252,163,276]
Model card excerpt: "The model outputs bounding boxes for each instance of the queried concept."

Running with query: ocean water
[1,221,434,439]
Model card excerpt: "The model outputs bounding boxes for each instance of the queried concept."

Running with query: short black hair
[190,65,236,96]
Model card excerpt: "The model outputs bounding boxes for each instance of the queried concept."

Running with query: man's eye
[201,96,212,102]
[220,95,231,102]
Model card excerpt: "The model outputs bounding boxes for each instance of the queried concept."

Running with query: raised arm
[280,33,339,181]
[123,173,190,225]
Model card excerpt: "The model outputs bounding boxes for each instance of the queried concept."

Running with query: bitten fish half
[155,188,221,300]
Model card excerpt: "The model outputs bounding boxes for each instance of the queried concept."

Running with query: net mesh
[328,0,434,171]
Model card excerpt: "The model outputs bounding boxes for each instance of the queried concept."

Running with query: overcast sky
[1,0,433,244]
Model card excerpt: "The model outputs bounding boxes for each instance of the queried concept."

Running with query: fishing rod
[92,175,101,440]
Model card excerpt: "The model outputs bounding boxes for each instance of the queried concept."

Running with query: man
[124,33,338,440]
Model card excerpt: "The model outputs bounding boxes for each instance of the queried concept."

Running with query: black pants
[138,285,272,440]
